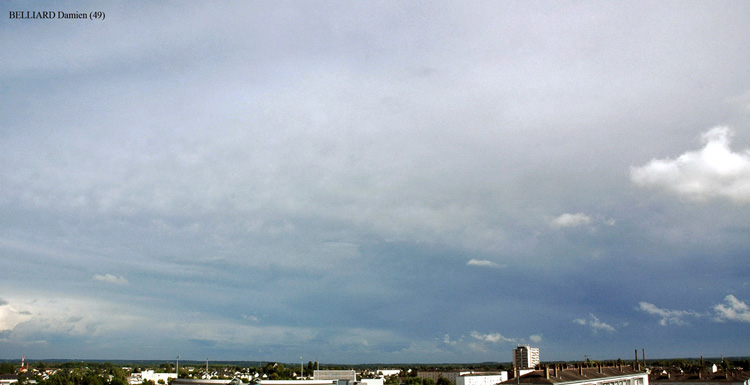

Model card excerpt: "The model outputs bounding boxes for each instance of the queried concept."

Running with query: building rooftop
[650,371,750,383]
[173,379,238,385]
[503,366,645,384]
[459,373,505,377]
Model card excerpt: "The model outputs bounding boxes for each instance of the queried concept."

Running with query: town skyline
[2,1,749,363]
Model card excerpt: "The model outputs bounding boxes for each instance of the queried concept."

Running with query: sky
[1,1,750,364]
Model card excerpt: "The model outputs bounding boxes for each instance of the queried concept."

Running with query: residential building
[513,346,540,370]
[359,379,384,385]
[173,380,240,385]
[314,370,357,383]
[377,370,401,378]
[0,375,19,385]
[456,372,508,385]
[259,381,337,385]
[418,371,472,385]
[129,370,177,385]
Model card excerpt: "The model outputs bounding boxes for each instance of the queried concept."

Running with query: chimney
[642,349,646,370]
[579,364,583,376]
[545,367,550,380]
[553,365,557,378]
[598,364,602,374]
[635,350,640,371]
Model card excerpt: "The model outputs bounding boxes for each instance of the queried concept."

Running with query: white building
[314,371,357,383]
[359,379,384,385]
[377,370,401,378]
[260,381,335,385]
[129,370,178,385]
[173,380,240,385]
[1,375,19,385]
[513,345,540,370]
[418,371,472,384]
[456,373,508,385]
[258,380,380,385]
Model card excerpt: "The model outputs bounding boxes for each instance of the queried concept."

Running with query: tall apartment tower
[513,345,540,369]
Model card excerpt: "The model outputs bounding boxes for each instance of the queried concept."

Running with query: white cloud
[631,126,750,203]
[470,331,516,344]
[550,212,615,229]
[0,301,33,331]
[466,259,504,268]
[468,342,489,353]
[551,213,592,228]
[0,293,334,356]
[92,274,128,285]
[0,295,144,345]
[574,313,615,333]
[638,302,699,325]
[529,334,542,343]
[443,334,458,346]
[714,295,750,323]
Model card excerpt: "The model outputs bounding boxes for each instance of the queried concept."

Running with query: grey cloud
[2,1,750,362]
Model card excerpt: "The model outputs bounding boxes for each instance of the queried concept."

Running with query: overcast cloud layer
[2,1,750,363]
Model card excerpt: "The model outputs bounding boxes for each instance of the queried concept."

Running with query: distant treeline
[2,357,749,372]
[2,357,750,385]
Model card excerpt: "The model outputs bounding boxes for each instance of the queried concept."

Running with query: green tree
[720,358,729,373]
[0,363,16,374]
[82,373,104,385]
[109,378,126,385]
[35,362,48,372]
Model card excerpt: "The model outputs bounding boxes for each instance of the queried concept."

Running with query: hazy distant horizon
[3,354,749,366]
